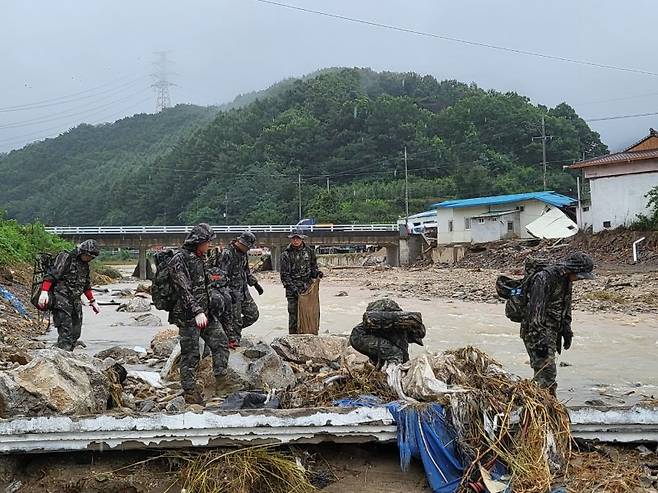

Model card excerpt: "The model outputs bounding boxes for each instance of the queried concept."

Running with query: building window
[516,205,525,212]
[507,221,514,232]
[478,218,485,224]
[464,217,471,230]
[583,206,590,212]
[603,221,611,228]
[448,220,454,232]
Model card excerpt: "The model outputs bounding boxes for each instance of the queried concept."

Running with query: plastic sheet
[0,286,27,317]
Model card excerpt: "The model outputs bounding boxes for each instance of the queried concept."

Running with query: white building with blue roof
[433,191,576,245]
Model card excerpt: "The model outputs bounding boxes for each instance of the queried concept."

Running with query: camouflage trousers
[522,327,559,391]
[178,320,229,393]
[226,290,259,343]
[349,325,409,367]
[52,294,83,351]
[286,295,299,334]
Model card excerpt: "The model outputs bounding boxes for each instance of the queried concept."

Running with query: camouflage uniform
[169,224,229,395]
[349,299,426,367]
[212,241,260,343]
[279,242,320,334]
[45,244,95,351]
[522,252,594,391]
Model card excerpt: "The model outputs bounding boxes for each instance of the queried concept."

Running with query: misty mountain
[0,68,607,226]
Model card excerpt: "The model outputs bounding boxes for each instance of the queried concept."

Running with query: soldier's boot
[183,388,204,405]
[215,374,241,397]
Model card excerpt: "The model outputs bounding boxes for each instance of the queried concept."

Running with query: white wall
[590,172,658,232]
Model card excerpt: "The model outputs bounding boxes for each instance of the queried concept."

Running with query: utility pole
[404,146,409,220]
[151,51,175,112]
[326,176,330,192]
[532,116,552,190]
[223,192,228,220]
[298,173,302,221]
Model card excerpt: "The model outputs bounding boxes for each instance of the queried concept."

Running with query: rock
[139,400,156,413]
[188,404,204,413]
[166,396,186,412]
[151,326,179,358]
[136,283,151,294]
[113,313,162,327]
[117,297,151,313]
[95,346,143,365]
[559,361,572,367]
[7,352,31,366]
[271,334,368,366]
[226,343,296,390]
[121,392,136,410]
[584,399,606,407]
[0,349,110,417]
[128,370,164,389]
[0,267,14,284]
[5,480,22,493]
[335,291,349,297]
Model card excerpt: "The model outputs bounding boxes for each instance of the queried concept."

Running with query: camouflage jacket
[211,242,257,295]
[280,243,319,297]
[169,247,210,324]
[45,250,91,301]
[524,266,572,347]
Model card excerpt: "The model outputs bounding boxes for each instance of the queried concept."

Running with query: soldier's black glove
[254,282,264,296]
[562,329,573,350]
[317,271,324,279]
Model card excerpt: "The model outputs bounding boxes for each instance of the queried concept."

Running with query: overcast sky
[1,0,657,153]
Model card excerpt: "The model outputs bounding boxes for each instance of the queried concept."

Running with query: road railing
[45,224,399,235]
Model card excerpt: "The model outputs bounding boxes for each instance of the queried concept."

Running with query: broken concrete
[0,349,110,417]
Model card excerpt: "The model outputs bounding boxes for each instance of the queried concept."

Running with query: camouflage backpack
[152,249,177,312]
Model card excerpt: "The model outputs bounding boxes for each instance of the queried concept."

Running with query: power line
[252,0,658,77]
[0,88,151,129]
[0,75,147,112]
[585,110,658,122]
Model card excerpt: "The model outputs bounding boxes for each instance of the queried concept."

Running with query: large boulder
[0,349,110,417]
[226,343,296,390]
[117,296,151,313]
[271,334,368,366]
[113,313,163,327]
[150,326,179,359]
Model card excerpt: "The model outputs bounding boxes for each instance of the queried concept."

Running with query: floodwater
[43,267,658,407]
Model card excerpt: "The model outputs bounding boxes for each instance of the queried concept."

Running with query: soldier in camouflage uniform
[523,252,595,393]
[38,240,101,351]
[279,232,322,334]
[349,298,426,367]
[211,232,263,348]
[169,223,231,405]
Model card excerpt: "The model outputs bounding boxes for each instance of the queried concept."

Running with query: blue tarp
[387,402,464,493]
[0,286,28,317]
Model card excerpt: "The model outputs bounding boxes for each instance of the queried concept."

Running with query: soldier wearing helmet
[38,239,101,351]
[210,231,262,348]
[524,251,595,393]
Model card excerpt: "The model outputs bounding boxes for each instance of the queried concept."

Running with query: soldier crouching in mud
[169,224,231,405]
[522,252,595,395]
[349,298,426,368]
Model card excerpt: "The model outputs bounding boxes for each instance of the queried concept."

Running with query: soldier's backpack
[30,252,70,311]
[152,249,177,312]
[496,275,533,323]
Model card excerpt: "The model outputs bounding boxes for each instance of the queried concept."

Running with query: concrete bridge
[45,225,418,279]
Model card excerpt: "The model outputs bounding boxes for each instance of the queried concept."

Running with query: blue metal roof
[432,191,576,209]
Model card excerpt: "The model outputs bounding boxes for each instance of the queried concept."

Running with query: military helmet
[77,239,100,258]
[561,251,595,280]
[184,223,216,247]
[366,298,402,312]
[237,231,256,249]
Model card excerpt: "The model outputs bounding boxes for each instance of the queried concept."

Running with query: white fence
[45,224,399,235]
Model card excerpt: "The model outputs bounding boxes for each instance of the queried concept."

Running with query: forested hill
[0,104,219,224]
[0,68,607,226]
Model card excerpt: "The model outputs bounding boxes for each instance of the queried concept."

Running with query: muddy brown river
[43,268,658,407]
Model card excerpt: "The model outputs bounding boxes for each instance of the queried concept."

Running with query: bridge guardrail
[45,224,399,235]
